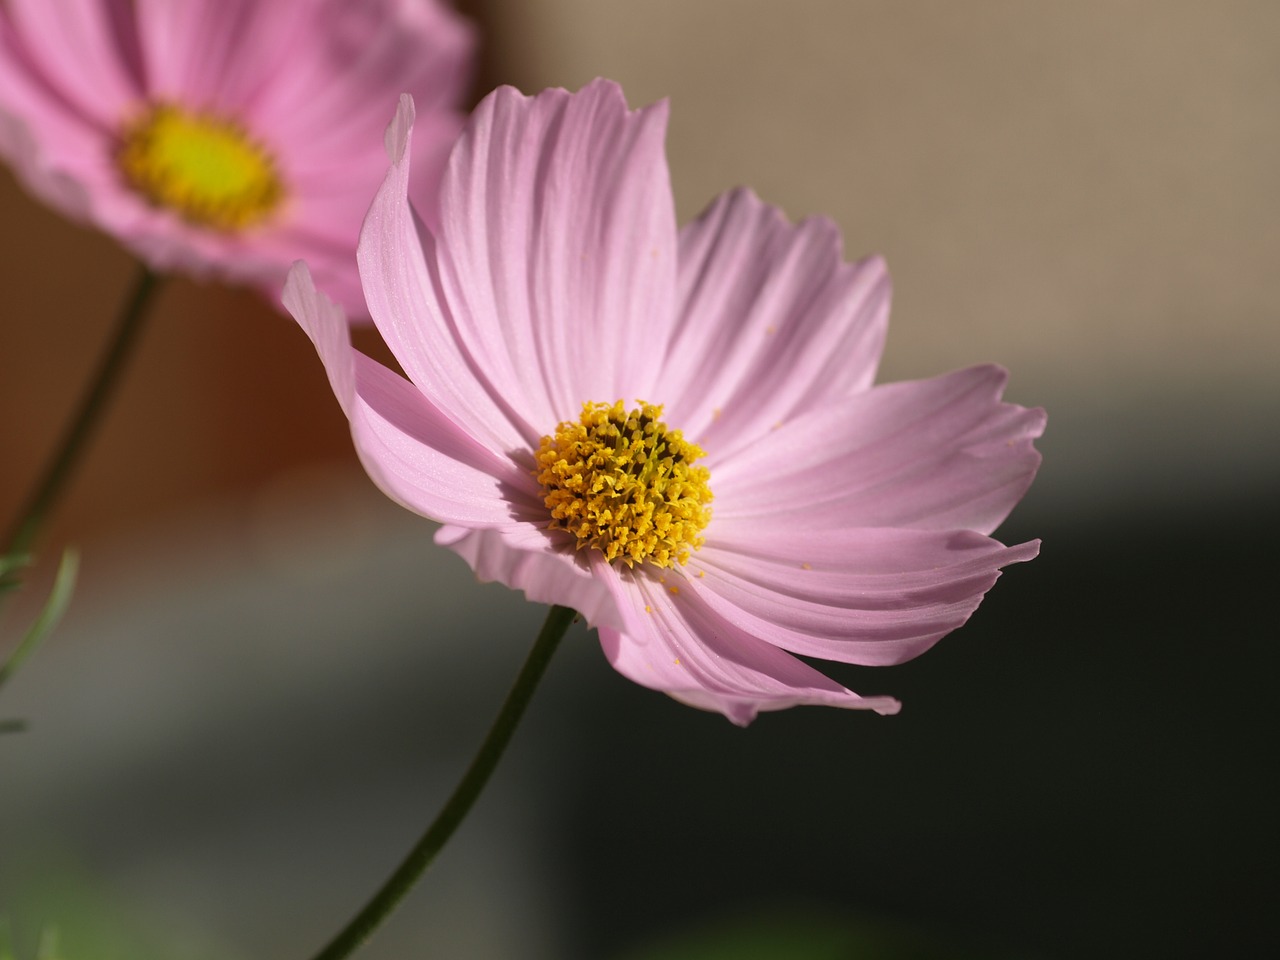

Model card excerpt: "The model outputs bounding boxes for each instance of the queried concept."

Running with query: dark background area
[553,494,1279,958]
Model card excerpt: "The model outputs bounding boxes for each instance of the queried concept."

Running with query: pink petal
[711,364,1045,536]
[134,0,282,109]
[661,188,890,449]
[0,7,137,221]
[436,524,622,631]
[282,262,356,414]
[282,263,526,527]
[0,6,290,288]
[358,94,533,457]
[687,528,1038,667]
[279,106,457,228]
[349,357,538,527]
[248,0,474,158]
[265,220,365,317]
[432,79,678,432]
[117,207,284,283]
[266,148,397,314]
[596,560,901,726]
[0,92,95,222]
[3,0,141,125]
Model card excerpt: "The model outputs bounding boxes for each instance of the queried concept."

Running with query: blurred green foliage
[1,859,231,960]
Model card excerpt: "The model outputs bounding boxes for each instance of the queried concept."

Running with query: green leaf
[0,549,79,694]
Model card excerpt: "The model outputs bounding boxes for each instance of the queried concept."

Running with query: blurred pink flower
[0,0,473,316]
[285,80,1045,725]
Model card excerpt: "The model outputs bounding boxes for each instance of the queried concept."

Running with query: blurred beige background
[3,0,1277,554]
[503,0,1278,398]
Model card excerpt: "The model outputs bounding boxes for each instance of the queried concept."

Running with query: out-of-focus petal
[662,188,890,448]
[4,0,140,123]
[269,110,461,317]
[597,560,901,726]
[0,103,94,221]
[688,528,1038,666]
[432,79,678,430]
[134,0,288,109]
[712,364,1045,535]
[250,0,473,157]
[0,9,135,221]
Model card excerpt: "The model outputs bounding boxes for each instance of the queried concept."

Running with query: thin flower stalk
[2,269,158,575]
[307,604,576,960]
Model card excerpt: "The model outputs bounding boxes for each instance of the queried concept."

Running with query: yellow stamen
[117,103,283,231]
[535,401,713,568]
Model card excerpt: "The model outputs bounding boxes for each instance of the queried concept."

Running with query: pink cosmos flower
[0,0,473,317]
[284,79,1045,725]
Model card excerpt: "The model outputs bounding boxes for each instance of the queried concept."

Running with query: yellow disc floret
[536,401,713,568]
[117,103,283,231]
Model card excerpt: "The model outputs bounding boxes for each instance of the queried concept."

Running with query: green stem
[2,266,160,566]
[308,604,577,960]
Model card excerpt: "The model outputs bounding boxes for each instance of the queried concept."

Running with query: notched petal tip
[520,75,666,126]
[384,93,416,164]
[579,75,631,106]
[582,76,623,94]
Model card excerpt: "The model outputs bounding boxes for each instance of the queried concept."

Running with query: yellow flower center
[535,401,713,568]
[117,103,283,231]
